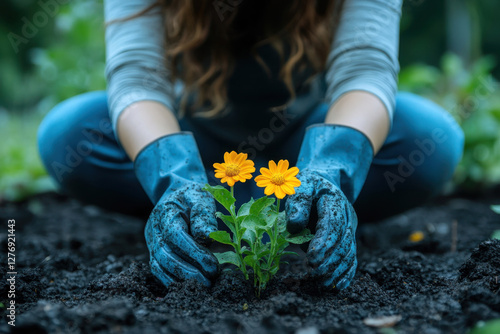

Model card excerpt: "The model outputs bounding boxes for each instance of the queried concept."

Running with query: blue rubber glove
[286,124,373,290]
[134,132,219,287]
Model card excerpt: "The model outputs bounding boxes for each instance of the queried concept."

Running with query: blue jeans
[38,91,464,221]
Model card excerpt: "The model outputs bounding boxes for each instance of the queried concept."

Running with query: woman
[38,0,464,290]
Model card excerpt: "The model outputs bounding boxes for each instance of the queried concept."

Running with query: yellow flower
[213,151,255,187]
[255,160,301,199]
[409,231,425,243]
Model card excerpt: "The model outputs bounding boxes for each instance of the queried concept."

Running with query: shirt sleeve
[325,0,402,124]
[104,0,175,134]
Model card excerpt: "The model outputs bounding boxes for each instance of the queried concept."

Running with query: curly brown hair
[135,0,342,117]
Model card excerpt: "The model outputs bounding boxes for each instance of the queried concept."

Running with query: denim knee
[37,91,112,187]
[37,91,151,214]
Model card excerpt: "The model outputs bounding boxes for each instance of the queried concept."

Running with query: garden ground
[0,191,499,333]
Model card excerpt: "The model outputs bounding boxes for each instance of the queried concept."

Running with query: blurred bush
[469,319,500,334]
[0,0,105,113]
[399,54,500,191]
[0,112,54,202]
[0,0,105,201]
[401,0,500,78]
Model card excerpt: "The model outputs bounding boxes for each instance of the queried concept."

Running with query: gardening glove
[134,132,219,287]
[286,124,373,290]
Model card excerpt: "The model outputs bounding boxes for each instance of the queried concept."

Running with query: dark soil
[1,193,499,334]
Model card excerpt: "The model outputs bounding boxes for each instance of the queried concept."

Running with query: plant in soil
[203,152,313,297]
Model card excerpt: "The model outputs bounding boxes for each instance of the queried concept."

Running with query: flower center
[271,173,285,186]
[225,163,240,177]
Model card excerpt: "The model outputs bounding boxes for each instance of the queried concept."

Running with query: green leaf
[491,205,500,214]
[276,236,289,249]
[286,229,314,244]
[257,250,270,260]
[238,198,255,216]
[250,197,275,216]
[277,211,287,233]
[209,231,235,246]
[269,266,279,275]
[491,230,500,240]
[235,214,248,226]
[216,212,236,235]
[280,251,299,257]
[242,248,254,256]
[243,255,257,267]
[241,214,268,233]
[203,184,235,213]
[258,209,279,232]
[260,207,278,222]
[214,251,240,266]
[242,229,256,246]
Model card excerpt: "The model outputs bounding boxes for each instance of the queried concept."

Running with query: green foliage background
[399,55,500,189]
[1,0,105,201]
[1,0,500,200]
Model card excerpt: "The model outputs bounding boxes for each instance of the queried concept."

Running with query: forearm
[117,101,181,161]
[324,91,390,154]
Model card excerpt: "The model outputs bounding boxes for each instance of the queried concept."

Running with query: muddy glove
[286,124,373,290]
[134,132,219,287]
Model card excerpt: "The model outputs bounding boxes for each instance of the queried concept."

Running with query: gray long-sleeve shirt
[104,0,402,144]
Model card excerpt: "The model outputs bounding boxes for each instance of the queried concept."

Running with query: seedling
[203,152,313,297]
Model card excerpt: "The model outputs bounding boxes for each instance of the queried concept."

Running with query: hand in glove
[286,125,373,289]
[135,133,219,286]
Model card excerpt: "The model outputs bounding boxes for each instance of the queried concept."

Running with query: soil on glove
[1,192,499,334]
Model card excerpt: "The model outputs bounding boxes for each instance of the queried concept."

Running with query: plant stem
[229,185,248,279]
[266,198,281,275]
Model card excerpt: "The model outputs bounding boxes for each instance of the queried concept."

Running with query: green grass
[0,112,55,202]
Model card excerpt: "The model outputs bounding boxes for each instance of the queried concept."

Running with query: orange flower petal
[229,151,239,162]
[286,178,301,187]
[281,183,296,195]
[275,186,286,199]
[264,184,276,196]
[254,174,268,182]
[240,160,254,168]
[258,167,272,177]
[235,153,245,165]
[268,160,277,173]
[226,178,235,187]
[277,160,289,173]
[223,152,231,163]
[256,179,271,187]
[240,173,253,180]
[240,166,256,173]
[283,166,299,178]
[213,162,225,170]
